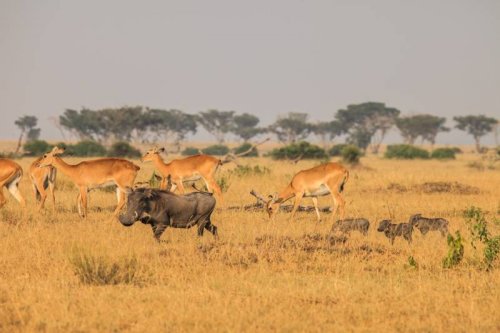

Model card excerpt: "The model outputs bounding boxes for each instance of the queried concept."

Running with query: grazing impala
[141,147,223,202]
[0,158,26,208]
[38,147,140,218]
[266,162,349,222]
[30,148,58,210]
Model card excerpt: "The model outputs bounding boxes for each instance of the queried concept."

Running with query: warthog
[377,220,413,245]
[409,214,449,237]
[331,218,370,236]
[119,188,218,241]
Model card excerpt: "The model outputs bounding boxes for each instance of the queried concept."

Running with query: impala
[266,162,349,222]
[38,147,140,218]
[30,148,58,210]
[141,147,223,202]
[0,158,26,208]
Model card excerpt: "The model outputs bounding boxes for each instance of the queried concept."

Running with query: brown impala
[266,162,349,222]
[141,147,223,202]
[38,147,140,218]
[29,148,57,210]
[0,158,26,208]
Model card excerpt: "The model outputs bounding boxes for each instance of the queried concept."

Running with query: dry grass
[0,152,499,332]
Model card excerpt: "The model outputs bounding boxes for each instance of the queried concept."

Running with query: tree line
[13,102,498,153]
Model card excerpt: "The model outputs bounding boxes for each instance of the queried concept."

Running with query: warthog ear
[123,186,133,194]
[144,189,159,200]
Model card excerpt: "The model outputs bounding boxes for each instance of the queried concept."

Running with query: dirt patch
[386,181,480,195]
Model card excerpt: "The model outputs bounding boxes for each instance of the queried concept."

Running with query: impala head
[119,187,156,226]
[39,146,65,168]
[141,147,165,163]
[266,193,282,219]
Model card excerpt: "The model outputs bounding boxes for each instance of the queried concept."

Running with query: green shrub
[233,142,258,157]
[181,147,201,156]
[431,148,456,160]
[107,141,141,158]
[385,144,430,159]
[328,144,348,157]
[464,206,500,270]
[442,231,464,269]
[202,145,230,156]
[68,141,107,157]
[230,165,271,177]
[23,140,53,156]
[341,145,362,164]
[269,141,327,160]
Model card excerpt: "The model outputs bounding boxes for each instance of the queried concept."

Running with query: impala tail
[339,169,349,193]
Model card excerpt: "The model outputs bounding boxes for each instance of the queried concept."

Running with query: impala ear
[158,147,165,153]
[51,146,65,155]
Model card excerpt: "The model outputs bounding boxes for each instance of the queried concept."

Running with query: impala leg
[160,177,167,190]
[35,178,47,210]
[0,186,6,208]
[289,192,304,222]
[48,181,56,210]
[311,197,321,222]
[7,179,25,207]
[113,187,127,217]
[175,178,186,194]
[79,187,88,218]
[204,176,223,204]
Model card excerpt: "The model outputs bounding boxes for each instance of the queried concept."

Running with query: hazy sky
[1,0,499,144]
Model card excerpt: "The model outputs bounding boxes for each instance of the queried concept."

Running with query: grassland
[0,152,499,332]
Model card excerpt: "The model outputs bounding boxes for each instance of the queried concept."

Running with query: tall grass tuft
[69,247,146,286]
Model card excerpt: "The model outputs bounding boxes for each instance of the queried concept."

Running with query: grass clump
[69,247,146,286]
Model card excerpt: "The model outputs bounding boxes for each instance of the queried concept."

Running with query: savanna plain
[0,147,499,332]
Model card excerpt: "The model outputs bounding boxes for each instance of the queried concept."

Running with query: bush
[431,148,456,160]
[23,140,53,156]
[328,144,348,157]
[385,144,429,159]
[107,141,141,158]
[442,231,464,269]
[341,145,362,164]
[67,141,107,157]
[202,145,230,156]
[181,147,201,156]
[269,141,327,160]
[233,142,258,157]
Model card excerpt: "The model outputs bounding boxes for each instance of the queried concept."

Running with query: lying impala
[266,162,349,222]
[30,148,58,210]
[0,158,26,208]
[141,147,223,202]
[38,147,140,218]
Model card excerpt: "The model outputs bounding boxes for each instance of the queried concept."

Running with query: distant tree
[100,106,144,143]
[59,108,105,141]
[146,109,197,151]
[312,121,342,147]
[454,115,498,152]
[395,114,449,147]
[335,102,400,152]
[269,112,312,144]
[232,113,264,142]
[197,109,235,143]
[14,115,40,154]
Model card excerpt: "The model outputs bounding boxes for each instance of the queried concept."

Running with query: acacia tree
[312,121,342,147]
[269,112,312,144]
[232,113,263,142]
[197,109,235,143]
[14,115,40,154]
[395,114,449,147]
[454,115,498,152]
[146,109,197,150]
[335,102,400,152]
